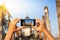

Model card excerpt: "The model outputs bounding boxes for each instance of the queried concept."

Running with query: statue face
[44,9,48,13]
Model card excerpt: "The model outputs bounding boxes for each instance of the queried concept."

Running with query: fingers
[14,18,20,24]
[32,26,36,28]
[11,18,22,25]
[34,18,42,27]
[16,26,26,31]
[20,18,22,20]
[12,18,18,22]
[34,18,42,24]
[14,18,22,24]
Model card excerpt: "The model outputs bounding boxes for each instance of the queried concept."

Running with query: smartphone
[21,19,36,26]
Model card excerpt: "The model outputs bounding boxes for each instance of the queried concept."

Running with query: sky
[0,0,59,37]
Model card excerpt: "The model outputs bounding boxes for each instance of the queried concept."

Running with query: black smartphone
[21,19,36,26]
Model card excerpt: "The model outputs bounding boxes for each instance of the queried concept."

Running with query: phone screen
[21,19,36,26]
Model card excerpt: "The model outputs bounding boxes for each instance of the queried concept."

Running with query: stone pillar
[44,6,51,40]
[42,16,46,40]
[44,6,51,32]
[56,0,60,38]
[42,16,55,40]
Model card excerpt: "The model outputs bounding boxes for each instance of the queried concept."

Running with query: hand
[8,18,26,32]
[4,18,20,40]
[4,18,26,40]
[8,18,19,33]
[32,18,45,32]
